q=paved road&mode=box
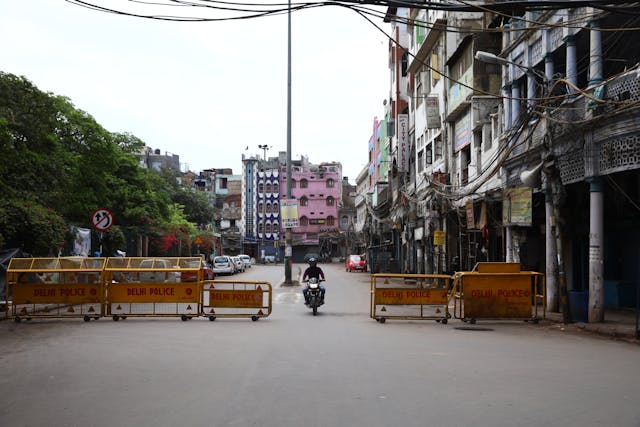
[1,263,639,426]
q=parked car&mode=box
[239,254,252,269]
[232,256,245,272]
[212,256,235,275]
[180,260,215,282]
[346,254,367,272]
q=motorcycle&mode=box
[305,277,324,315]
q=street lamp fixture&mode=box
[475,51,547,82]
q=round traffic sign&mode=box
[92,208,114,231]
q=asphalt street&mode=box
[1,263,639,427]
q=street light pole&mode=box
[284,0,293,284]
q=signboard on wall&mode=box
[280,199,299,228]
[465,199,475,229]
[397,114,409,172]
[426,96,441,129]
[454,109,471,152]
[433,231,446,246]
[502,187,532,226]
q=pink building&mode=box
[280,157,342,262]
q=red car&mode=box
[181,263,215,282]
[346,254,367,272]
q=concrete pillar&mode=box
[566,35,577,94]
[545,53,554,92]
[589,19,603,85]
[527,71,537,111]
[545,186,559,312]
[588,177,604,322]
[511,78,520,127]
[505,226,513,262]
[503,84,512,130]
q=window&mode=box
[326,196,334,206]
[300,197,308,206]
[266,203,272,214]
[274,183,280,194]
[418,150,424,173]
[291,179,297,188]
[299,216,308,226]
[327,216,335,226]
[273,202,279,214]
[434,135,443,161]
[450,42,472,82]
[426,143,433,165]
[266,223,272,234]
[265,183,272,194]
[258,182,264,194]
[219,177,228,189]
[300,179,308,188]
[326,178,335,188]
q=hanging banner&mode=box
[397,114,409,172]
[433,231,446,246]
[73,227,92,257]
[280,199,299,228]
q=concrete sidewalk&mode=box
[544,308,639,344]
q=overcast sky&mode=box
[1,0,390,182]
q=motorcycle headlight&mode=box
[309,282,319,289]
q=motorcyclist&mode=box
[302,257,325,305]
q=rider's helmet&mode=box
[308,257,317,267]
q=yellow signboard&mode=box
[207,289,264,308]
[109,283,199,303]
[433,231,446,246]
[280,199,299,228]
[463,275,532,318]
[374,288,447,305]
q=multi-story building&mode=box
[366,4,640,324]
[493,6,640,320]
[241,153,281,261]
[279,156,342,262]
[338,177,359,257]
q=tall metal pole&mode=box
[284,0,293,284]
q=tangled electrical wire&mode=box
[64,0,640,23]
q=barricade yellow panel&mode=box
[103,257,202,320]
[462,274,532,319]
[6,257,106,321]
[202,280,272,321]
[476,262,521,273]
[370,274,451,323]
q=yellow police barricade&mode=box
[202,280,272,321]
[104,257,203,321]
[6,257,107,322]
[370,273,452,323]
[452,262,545,324]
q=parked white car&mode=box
[212,255,234,275]
[232,256,245,273]
[238,254,251,269]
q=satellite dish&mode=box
[520,162,544,188]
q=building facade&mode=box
[363,4,640,322]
